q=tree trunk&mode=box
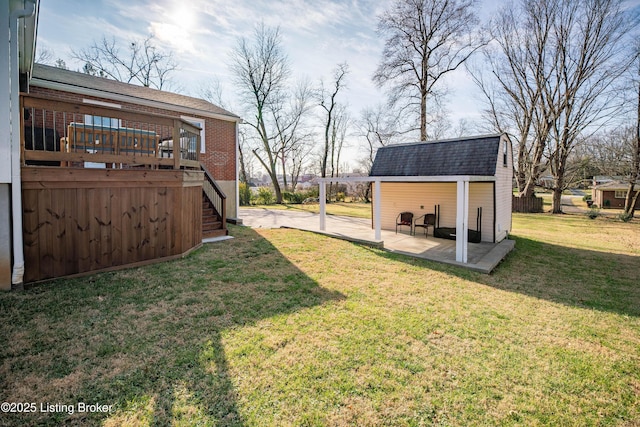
[420,88,427,141]
[238,142,248,184]
[624,183,638,217]
[551,187,563,214]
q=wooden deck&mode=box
[18,93,229,283]
[21,167,205,283]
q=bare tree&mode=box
[230,24,288,203]
[358,103,404,174]
[273,80,313,191]
[543,0,633,213]
[374,0,484,141]
[318,63,349,178]
[230,24,312,203]
[624,43,640,216]
[472,0,636,213]
[468,0,557,197]
[72,35,178,90]
[317,63,350,200]
[36,47,53,64]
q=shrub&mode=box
[618,212,634,222]
[335,192,346,202]
[239,182,252,206]
[603,199,611,207]
[582,194,592,202]
[255,187,275,205]
[587,207,600,219]
[283,191,307,204]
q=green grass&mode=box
[243,201,372,218]
[1,214,639,426]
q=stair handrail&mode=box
[200,164,226,230]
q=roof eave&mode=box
[29,77,243,123]
[318,175,497,183]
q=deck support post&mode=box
[456,179,469,263]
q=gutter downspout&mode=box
[10,1,36,285]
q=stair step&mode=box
[203,229,228,239]
[203,221,222,231]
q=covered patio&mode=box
[239,207,514,273]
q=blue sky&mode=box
[33,0,508,165]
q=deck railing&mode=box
[20,93,201,170]
[201,164,227,229]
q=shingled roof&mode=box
[30,63,240,121]
[370,134,503,177]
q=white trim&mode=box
[320,182,326,231]
[181,115,205,153]
[374,179,381,240]
[456,180,469,263]
[317,175,496,183]
[10,1,37,285]
[30,77,243,123]
[82,98,121,109]
[386,133,505,148]
[235,122,239,218]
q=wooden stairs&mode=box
[202,194,227,238]
[201,164,228,239]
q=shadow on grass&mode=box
[0,226,344,426]
[366,234,640,318]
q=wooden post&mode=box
[173,120,181,170]
[320,181,326,231]
[456,180,469,263]
[374,179,381,241]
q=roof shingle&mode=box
[31,63,239,120]
[370,135,503,177]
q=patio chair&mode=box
[413,213,436,237]
[396,211,414,234]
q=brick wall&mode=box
[28,86,237,182]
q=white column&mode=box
[9,2,36,286]
[456,180,469,263]
[374,179,381,241]
[319,181,326,231]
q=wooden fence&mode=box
[512,195,544,213]
[21,167,203,283]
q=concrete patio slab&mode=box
[239,208,514,273]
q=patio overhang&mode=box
[317,175,496,264]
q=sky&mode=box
[33,0,509,168]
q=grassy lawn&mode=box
[243,201,372,219]
[1,214,639,426]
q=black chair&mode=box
[396,212,414,234]
[413,213,436,237]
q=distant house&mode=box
[592,181,640,209]
[369,134,513,246]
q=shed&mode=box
[367,134,513,263]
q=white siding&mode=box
[469,182,494,242]
[378,182,495,242]
[494,134,513,241]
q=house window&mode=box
[181,116,205,153]
[614,190,627,199]
[84,115,120,128]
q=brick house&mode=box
[592,181,640,209]
[29,64,241,220]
